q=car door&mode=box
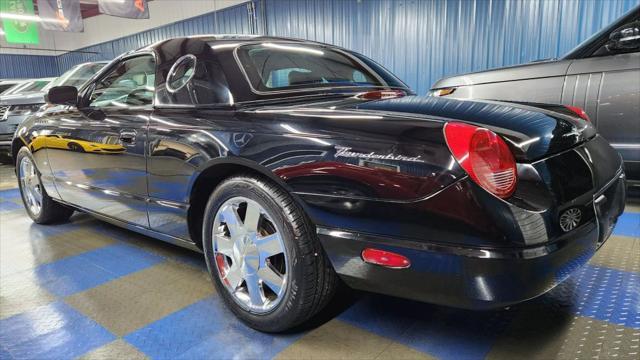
[46,54,155,226]
[562,17,640,180]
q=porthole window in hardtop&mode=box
[156,54,233,107]
[167,54,197,92]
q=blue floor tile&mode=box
[35,243,165,297]
[125,297,302,359]
[613,212,639,238]
[339,295,511,360]
[0,200,21,212]
[0,188,20,201]
[0,302,115,359]
[0,345,12,360]
[568,265,640,329]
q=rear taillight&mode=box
[564,105,590,122]
[444,122,517,198]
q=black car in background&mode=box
[13,35,625,332]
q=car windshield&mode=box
[0,83,25,96]
[8,79,51,94]
[44,63,106,90]
[235,43,406,92]
[0,83,20,94]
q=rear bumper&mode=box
[317,171,626,310]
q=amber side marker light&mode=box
[431,87,456,97]
[361,248,411,269]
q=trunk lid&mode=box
[350,95,596,162]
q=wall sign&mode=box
[98,0,149,19]
[1,0,39,44]
[38,0,84,32]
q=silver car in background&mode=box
[0,80,29,95]
[0,78,54,97]
[431,6,640,183]
[0,61,108,159]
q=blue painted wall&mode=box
[262,0,639,95]
[0,54,60,78]
[2,0,638,94]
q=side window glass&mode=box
[90,56,156,107]
[353,70,367,83]
[167,55,196,92]
[266,68,313,88]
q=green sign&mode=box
[1,0,39,44]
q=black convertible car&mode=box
[13,35,625,332]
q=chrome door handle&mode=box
[120,130,137,144]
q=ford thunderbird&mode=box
[12,35,626,332]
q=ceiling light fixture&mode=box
[0,13,64,24]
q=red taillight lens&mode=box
[564,105,590,122]
[444,122,517,198]
[361,248,411,269]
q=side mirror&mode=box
[45,86,78,106]
[609,21,640,50]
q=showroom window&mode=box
[89,55,156,107]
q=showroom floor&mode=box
[0,164,638,360]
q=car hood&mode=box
[0,91,46,106]
[431,59,572,89]
[347,95,595,162]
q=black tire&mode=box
[68,143,85,153]
[203,174,338,332]
[16,147,74,224]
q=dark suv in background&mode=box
[431,6,640,183]
[0,61,108,160]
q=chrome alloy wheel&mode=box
[19,156,43,217]
[212,196,288,313]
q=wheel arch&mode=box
[187,157,302,249]
[11,137,28,166]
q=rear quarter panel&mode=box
[146,107,466,240]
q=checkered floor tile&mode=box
[1,165,639,359]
